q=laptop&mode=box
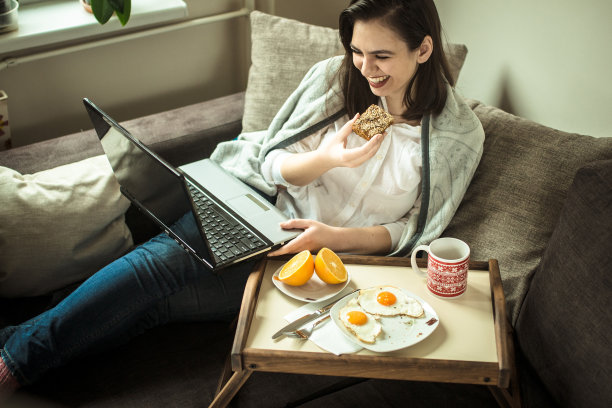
[83,98,300,271]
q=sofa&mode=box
[1,11,611,408]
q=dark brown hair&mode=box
[338,0,454,122]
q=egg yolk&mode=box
[347,310,368,325]
[377,291,397,306]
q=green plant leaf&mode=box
[108,0,125,9]
[90,0,131,26]
[90,0,114,25]
[108,0,124,14]
[114,0,131,26]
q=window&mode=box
[0,0,188,56]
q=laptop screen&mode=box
[100,124,190,225]
[91,110,211,264]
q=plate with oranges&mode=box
[272,248,351,303]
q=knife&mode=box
[272,288,359,340]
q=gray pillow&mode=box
[243,11,469,133]
[442,101,612,324]
[0,156,133,297]
[516,160,612,408]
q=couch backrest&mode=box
[443,100,612,326]
[515,159,612,408]
[442,100,612,408]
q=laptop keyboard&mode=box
[187,183,267,265]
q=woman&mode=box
[0,0,483,395]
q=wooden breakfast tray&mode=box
[210,255,521,408]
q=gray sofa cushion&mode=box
[442,101,612,324]
[515,159,612,408]
[0,156,133,297]
[243,11,345,133]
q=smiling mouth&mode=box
[367,75,390,88]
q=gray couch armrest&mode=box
[0,92,245,174]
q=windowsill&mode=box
[0,0,188,56]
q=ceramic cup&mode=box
[410,237,470,298]
[0,0,18,34]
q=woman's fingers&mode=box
[343,132,385,166]
[336,113,360,143]
[267,219,308,256]
[267,232,307,256]
[279,218,312,231]
[318,114,386,170]
[267,219,327,257]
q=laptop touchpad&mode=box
[227,194,270,217]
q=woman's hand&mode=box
[317,114,385,169]
[267,219,392,257]
[267,219,337,257]
[278,114,385,186]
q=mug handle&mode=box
[411,244,429,275]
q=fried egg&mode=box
[358,286,424,318]
[338,299,382,344]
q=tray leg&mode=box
[214,353,234,397]
[209,368,253,408]
[488,360,521,408]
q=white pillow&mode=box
[243,11,469,133]
[0,155,133,297]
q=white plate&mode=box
[272,260,351,303]
[330,287,439,352]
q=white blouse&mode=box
[261,100,422,250]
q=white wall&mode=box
[436,0,612,138]
[260,0,346,28]
[269,0,612,138]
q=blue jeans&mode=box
[0,213,254,385]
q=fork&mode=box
[288,315,331,339]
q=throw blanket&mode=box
[211,56,484,255]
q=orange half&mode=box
[278,250,315,286]
[314,248,348,284]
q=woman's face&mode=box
[351,19,421,110]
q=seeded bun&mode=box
[352,104,394,141]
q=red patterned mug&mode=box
[410,238,470,298]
